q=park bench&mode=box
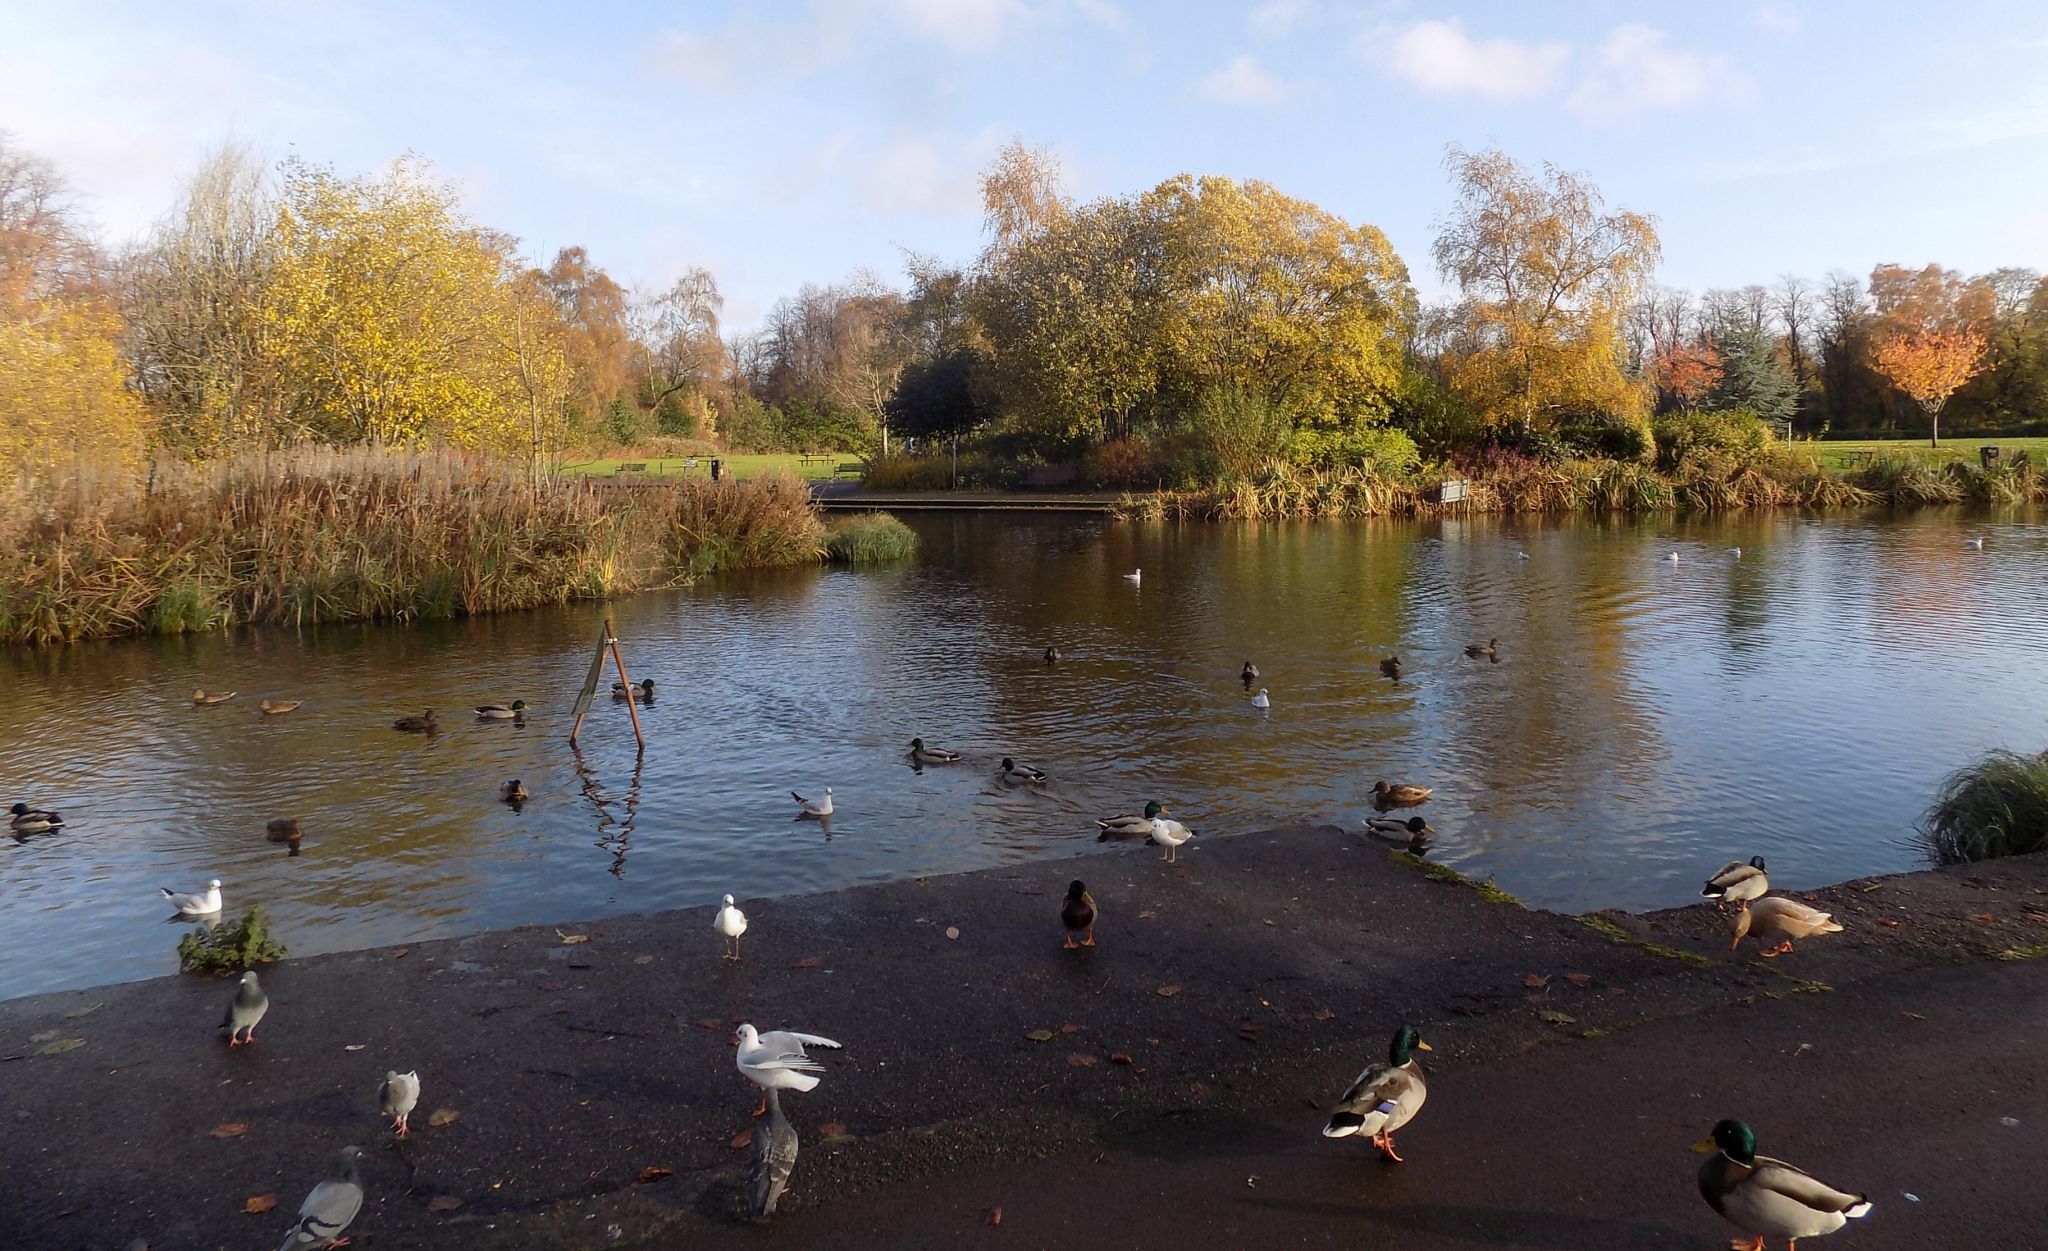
[835,461,866,478]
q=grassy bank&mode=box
[824,511,918,563]
[1113,446,2046,520]
[562,452,852,481]
[0,447,826,646]
[1922,748,2048,864]
[1809,436,2048,474]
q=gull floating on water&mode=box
[1728,547,1742,558]
[715,893,748,960]
[1965,537,1985,550]
[1516,550,1530,561]
[1250,688,1271,709]
[792,788,833,817]
[1665,551,1681,563]
[1122,568,1142,584]
[161,878,223,916]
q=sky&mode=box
[5,0,2046,328]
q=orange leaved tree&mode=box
[1871,329,1988,447]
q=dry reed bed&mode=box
[0,448,826,646]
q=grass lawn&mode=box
[560,452,861,482]
[1805,436,2048,473]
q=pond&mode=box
[5,507,2045,999]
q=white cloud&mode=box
[1749,5,1802,36]
[1193,54,1296,106]
[1250,0,1314,39]
[1382,19,1570,101]
[858,135,985,215]
[879,0,1028,53]
[1567,24,1751,123]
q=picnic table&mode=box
[799,452,834,466]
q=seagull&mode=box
[1728,547,1742,558]
[161,878,223,916]
[748,1088,800,1223]
[735,1024,842,1115]
[379,1070,421,1139]
[715,893,748,961]
[1122,568,1142,584]
[9,803,63,833]
[1665,551,1681,563]
[1250,688,1271,710]
[1516,550,1530,561]
[1150,815,1195,864]
[221,971,268,1046]
[792,788,833,818]
[1965,537,1985,550]
[276,1145,363,1251]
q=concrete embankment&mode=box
[2,825,2043,1250]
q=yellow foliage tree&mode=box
[0,296,155,471]
[1871,329,1988,447]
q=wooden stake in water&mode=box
[608,625,646,753]
[568,616,643,751]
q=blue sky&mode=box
[5,0,2045,326]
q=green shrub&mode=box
[824,512,918,563]
[1652,408,1775,472]
[1922,749,2048,864]
[1287,426,1421,475]
[1080,437,1165,489]
[1559,418,1653,462]
[177,905,288,974]
[1189,384,1292,482]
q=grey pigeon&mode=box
[378,1070,421,1138]
[221,971,268,1046]
[277,1145,363,1251]
[748,1088,799,1222]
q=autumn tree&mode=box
[536,246,635,426]
[978,138,1069,264]
[1431,147,1660,434]
[1650,338,1722,411]
[1871,330,1988,446]
[633,266,726,436]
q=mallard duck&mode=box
[1240,660,1259,685]
[192,689,236,705]
[475,699,526,719]
[1060,879,1097,948]
[265,818,302,847]
[613,677,655,700]
[998,757,1048,786]
[500,779,528,803]
[392,709,438,733]
[161,878,223,916]
[258,699,302,715]
[1323,1026,1432,1162]
[1363,815,1432,849]
[1731,896,1842,957]
[9,803,63,833]
[908,737,961,766]
[1373,780,1432,806]
[1097,800,1165,840]
[1250,687,1271,709]
[1702,855,1769,911]
[1463,638,1498,658]
[1694,1119,1871,1249]
[793,787,834,817]
[715,893,748,961]
[1150,815,1194,863]
[1379,656,1403,679]
[1122,568,1141,584]
[1044,646,1061,664]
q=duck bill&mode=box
[1414,1040,1433,1052]
[1689,1139,1718,1154]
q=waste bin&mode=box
[711,457,724,482]
[1981,446,2001,469]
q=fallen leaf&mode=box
[28,1029,57,1043]
[633,954,655,965]
[1155,985,1181,998]
[1312,1008,1336,1021]
[344,1044,365,1052]
[242,1194,277,1214]
[1975,913,1997,923]
[694,1018,726,1030]
[1067,1053,1098,1068]
[1110,1052,1133,1065]
[729,1130,753,1150]
[558,931,590,944]
[37,1038,85,1056]
[53,1204,84,1219]
[210,1122,251,1139]
[1522,973,1550,989]
[473,1006,504,1019]
[427,1108,460,1128]
[819,1121,850,1140]
[1058,1023,1081,1035]
[1904,1011,1928,1021]
[1877,918,1901,928]
[637,1166,673,1184]
[1792,1043,1814,1057]
[1538,1010,1576,1026]
[391,948,412,960]
[1563,973,1593,988]
[944,926,960,941]
[1238,1022,1265,1040]
[1138,910,1158,920]
[985,1206,1003,1227]
[427,1195,463,1214]
[1025,1029,1055,1042]
[791,956,822,970]
[62,1003,103,1019]
[1188,1081,1211,1097]
[1262,919,1275,927]
[1147,1038,1161,1046]
[538,979,568,992]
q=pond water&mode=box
[4,507,2046,999]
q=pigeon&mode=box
[748,1088,800,1222]
[276,1145,363,1251]
[221,971,268,1046]
[792,788,833,817]
[162,879,223,916]
[734,1025,841,1114]
[379,1070,420,1138]
[715,894,748,961]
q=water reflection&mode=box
[2,506,2045,999]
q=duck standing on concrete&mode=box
[1323,1026,1432,1162]
[1060,880,1097,949]
[1730,896,1842,958]
[1694,1119,1871,1249]
[1702,856,1769,912]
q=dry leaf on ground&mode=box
[945,926,960,940]
[427,1108,460,1128]
[1110,1052,1133,1065]
[637,1166,674,1183]
[730,1130,753,1150]
[428,1195,463,1213]
[1155,985,1181,998]
[985,1206,1003,1227]
[1067,1053,1098,1068]
[210,1123,250,1139]
[1025,1029,1054,1042]
[1563,973,1593,988]
[1312,1008,1336,1021]
[1522,973,1550,989]
[791,956,822,970]
[633,954,655,965]
[558,931,590,944]
[819,1122,849,1140]
[241,1194,276,1214]
[1058,1023,1081,1034]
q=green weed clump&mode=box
[824,511,919,563]
[177,905,288,974]
[1922,748,2048,864]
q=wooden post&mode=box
[607,622,646,753]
